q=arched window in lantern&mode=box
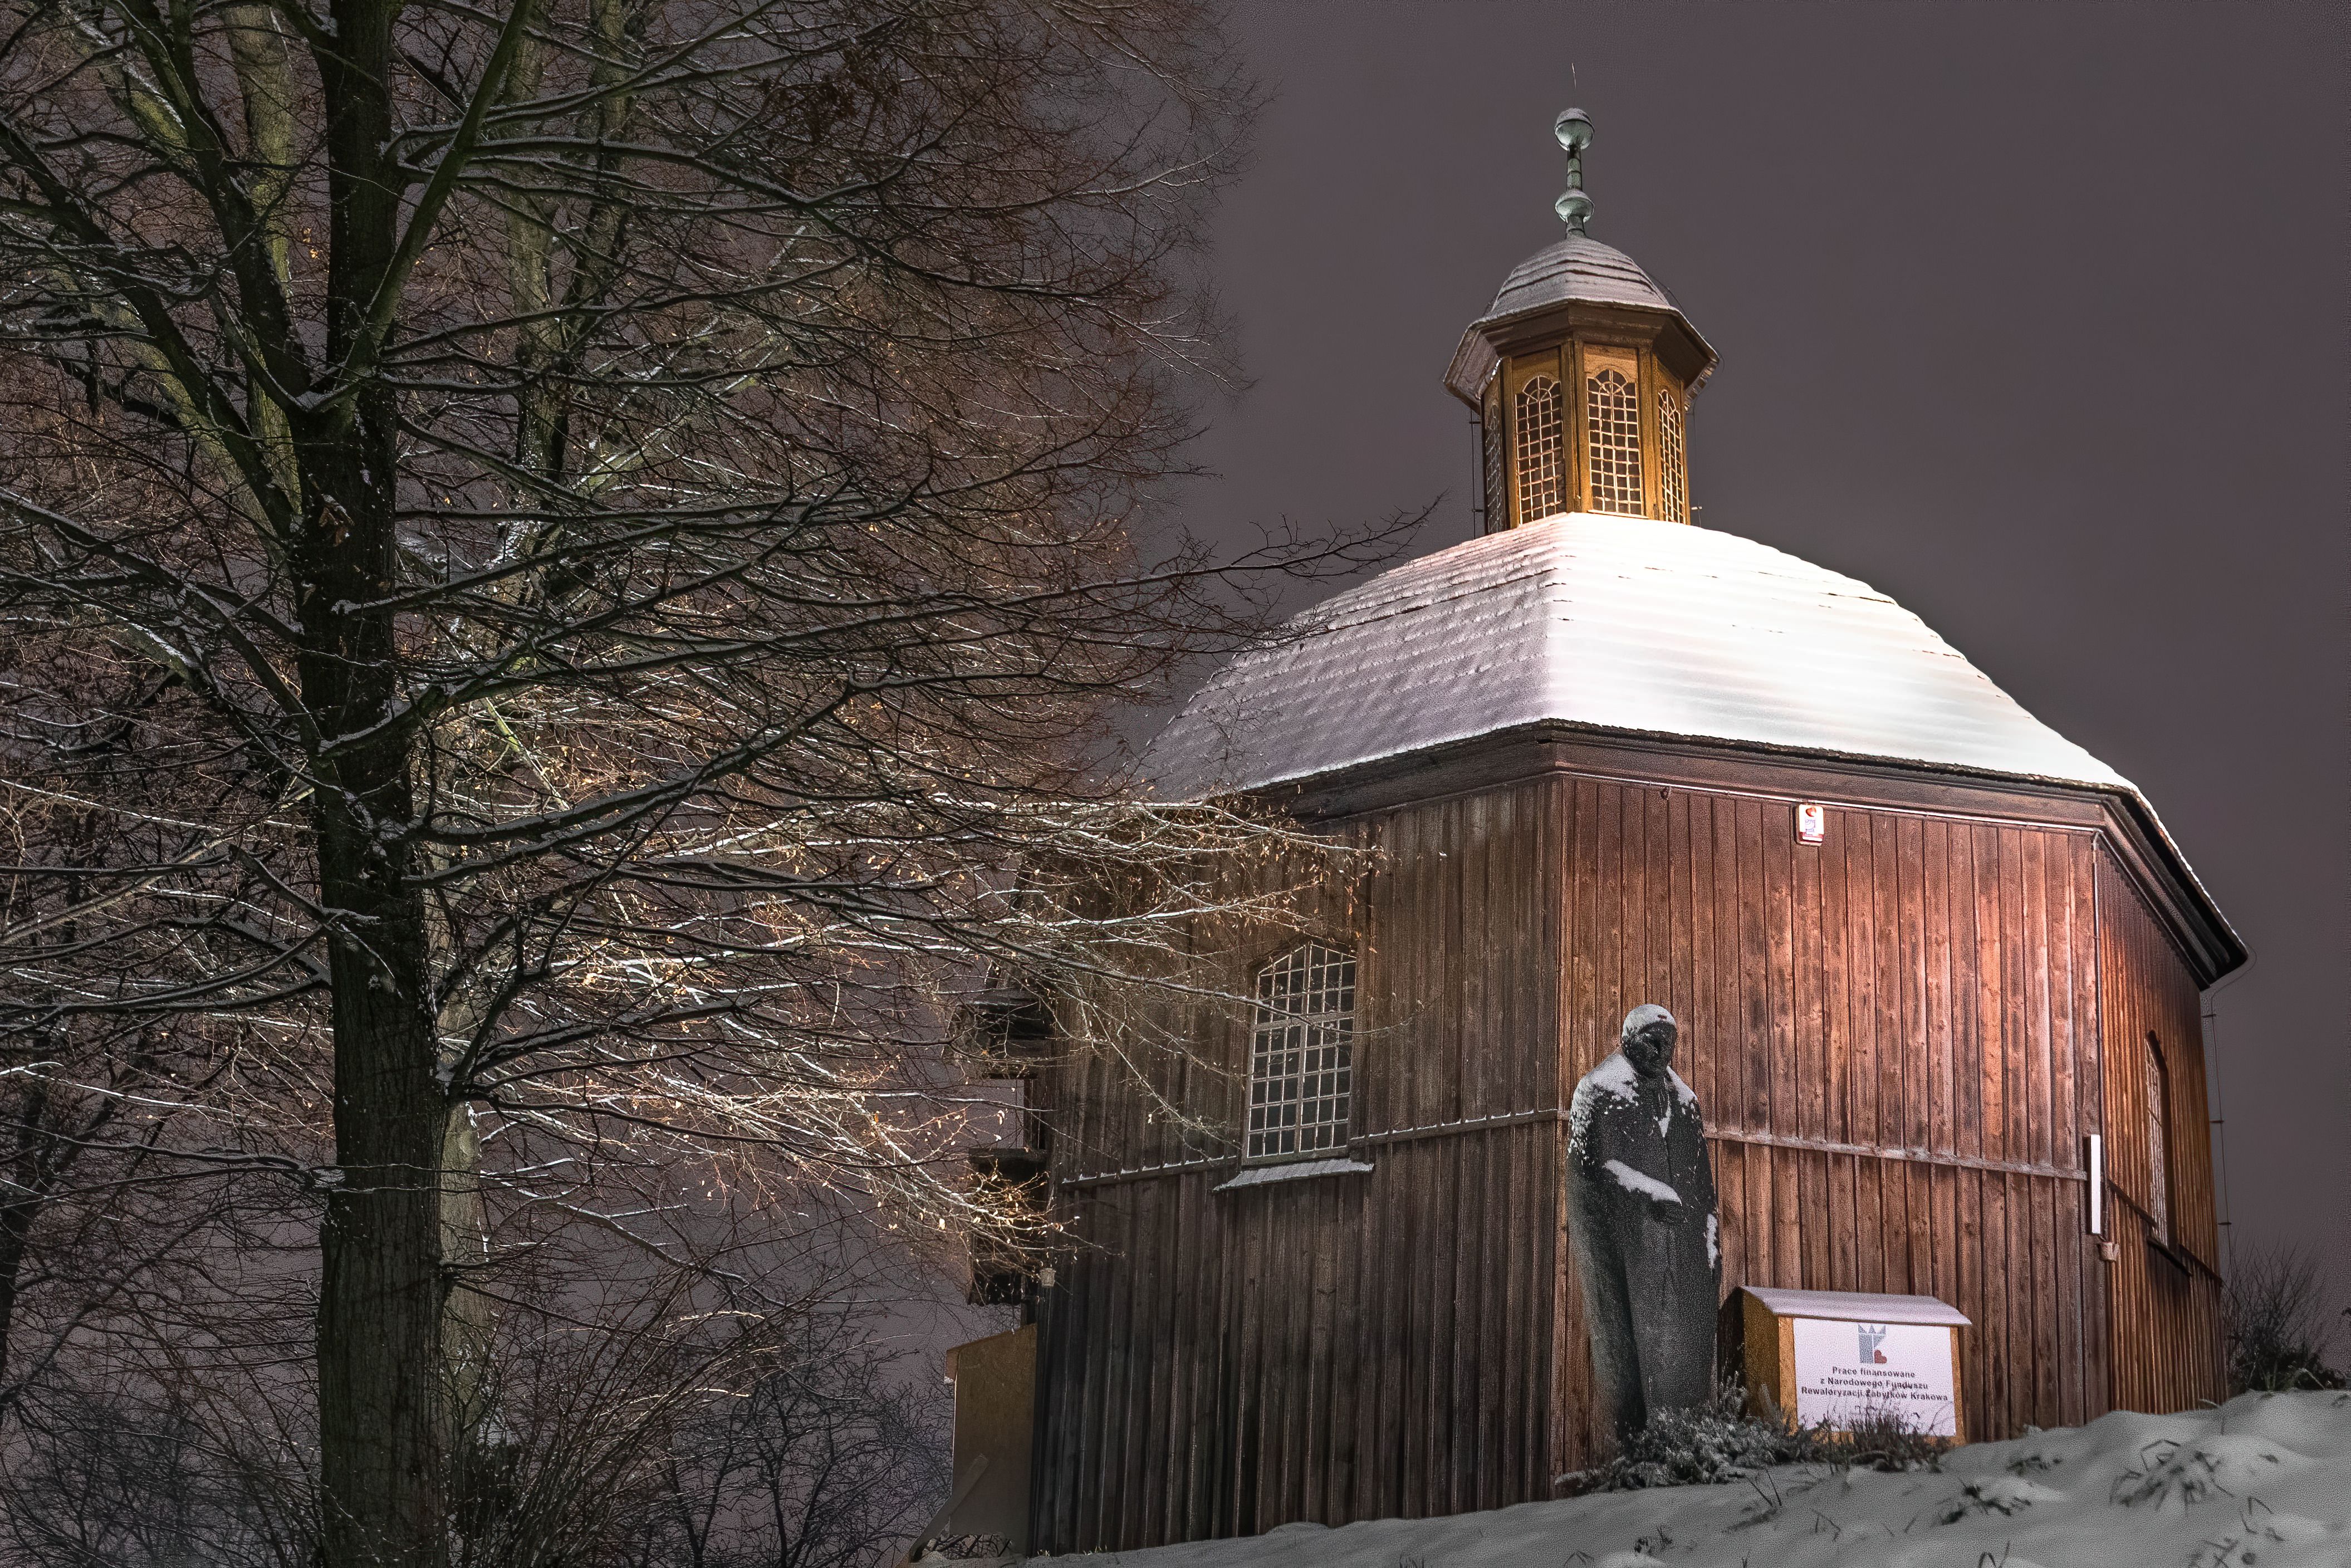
[1658,386,1688,523]
[1482,378,1506,531]
[1586,366,1644,516]
[1514,375,1566,524]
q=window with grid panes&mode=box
[1245,943,1356,1159]
[1513,375,1565,523]
[1657,386,1687,523]
[2146,1035,2171,1242]
[1585,366,1644,515]
[1482,379,1505,531]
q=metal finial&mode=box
[1554,107,1594,233]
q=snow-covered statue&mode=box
[1566,1003,1722,1440]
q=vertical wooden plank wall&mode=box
[2094,852,2228,1413]
[1553,784,2109,1454]
[1029,779,1570,1552]
[1026,770,2220,1554]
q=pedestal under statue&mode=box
[1567,1003,1722,1439]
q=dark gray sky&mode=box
[1164,3,2346,1319]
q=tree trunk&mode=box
[310,6,448,1560]
[311,820,445,1567]
[0,1193,35,1399]
[303,507,450,1561]
[0,1076,52,1395]
[306,620,447,1566]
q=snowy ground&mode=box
[987,1391,2351,1568]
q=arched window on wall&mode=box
[1657,386,1687,523]
[1246,942,1356,1160]
[1514,375,1565,523]
[2145,1034,2171,1243]
[1586,366,1644,515]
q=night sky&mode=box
[1163,5,2345,1319]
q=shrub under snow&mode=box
[1559,1381,1947,1493]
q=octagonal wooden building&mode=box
[948,117,2244,1557]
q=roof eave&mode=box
[1166,719,2247,988]
[1444,300,1720,405]
[1443,328,1498,407]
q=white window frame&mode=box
[1245,942,1356,1162]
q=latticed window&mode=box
[1245,942,1356,1160]
[1481,379,1506,532]
[2145,1035,2170,1242]
[1513,375,1565,523]
[1585,366,1645,516]
[1657,387,1687,523]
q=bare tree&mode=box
[2226,1242,2345,1394]
[0,1370,315,1568]
[0,719,325,1431]
[0,2,1389,1561]
[0,1267,962,1568]
[586,1311,953,1568]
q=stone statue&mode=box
[1566,1003,1722,1439]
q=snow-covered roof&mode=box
[1482,233,1691,324]
[1148,513,2133,803]
[1736,1286,1971,1327]
[1444,234,1716,403]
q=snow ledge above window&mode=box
[1213,1157,1375,1192]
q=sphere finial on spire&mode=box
[1554,107,1594,233]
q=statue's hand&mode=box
[1648,1195,1687,1227]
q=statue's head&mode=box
[1620,1003,1678,1079]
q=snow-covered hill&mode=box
[994,1391,2351,1568]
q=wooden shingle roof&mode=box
[1149,513,2125,800]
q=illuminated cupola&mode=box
[1446,109,1716,530]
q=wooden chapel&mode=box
[946,109,2245,1556]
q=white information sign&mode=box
[1790,1316,1957,1436]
